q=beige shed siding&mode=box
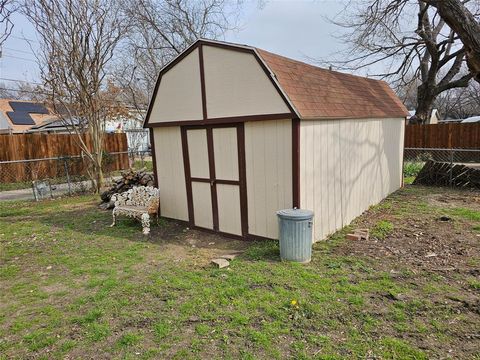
[192,182,213,229]
[245,119,292,239]
[153,127,188,221]
[213,127,239,181]
[202,45,290,119]
[300,118,404,242]
[187,129,209,178]
[217,184,242,235]
[149,48,203,123]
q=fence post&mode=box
[64,158,72,195]
[449,149,454,187]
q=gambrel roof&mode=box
[256,48,409,119]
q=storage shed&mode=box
[144,39,409,242]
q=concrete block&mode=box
[211,258,229,268]
[354,229,369,240]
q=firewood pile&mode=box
[100,169,155,206]
[413,160,480,189]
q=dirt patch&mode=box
[339,188,480,273]
[41,283,69,294]
[136,220,250,267]
[334,186,480,358]
[426,191,480,210]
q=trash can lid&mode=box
[276,208,314,220]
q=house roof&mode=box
[0,99,56,133]
[27,117,83,132]
[255,48,409,119]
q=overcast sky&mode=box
[0,0,361,90]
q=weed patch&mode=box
[371,220,394,239]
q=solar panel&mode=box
[9,101,49,114]
[6,111,36,125]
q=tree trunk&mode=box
[94,150,104,194]
[96,165,104,194]
[415,83,436,124]
[427,0,480,83]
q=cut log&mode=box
[100,169,156,205]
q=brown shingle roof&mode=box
[256,48,409,119]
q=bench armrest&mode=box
[111,192,129,207]
[147,194,160,214]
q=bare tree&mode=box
[434,80,480,119]
[329,0,479,123]
[424,0,480,83]
[0,81,47,100]
[0,0,16,47]
[23,0,130,192]
[399,70,480,119]
[114,0,243,109]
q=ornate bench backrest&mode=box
[112,186,159,213]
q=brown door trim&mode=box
[206,126,219,231]
[198,44,208,120]
[180,126,195,226]
[181,123,248,238]
[146,113,294,128]
[190,177,241,186]
[237,123,249,237]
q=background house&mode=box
[105,108,150,152]
[0,99,149,154]
[0,99,55,133]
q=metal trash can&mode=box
[276,208,314,263]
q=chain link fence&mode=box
[404,148,480,186]
[0,150,152,200]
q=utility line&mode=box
[0,86,50,95]
[3,47,34,55]
[0,54,37,62]
[0,86,148,108]
[10,35,36,42]
[0,77,43,85]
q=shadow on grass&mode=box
[242,240,281,262]
[27,205,185,246]
[28,204,252,255]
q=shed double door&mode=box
[182,124,247,237]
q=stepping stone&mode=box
[211,258,229,268]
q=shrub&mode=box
[403,161,424,178]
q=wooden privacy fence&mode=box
[405,123,480,149]
[0,133,129,183]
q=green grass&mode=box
[117,332,142,348]
[133,160,153,172]
[0,181,33,192]
[403,176,416,185]
[446,207,480,222]
[0,187,478,358]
